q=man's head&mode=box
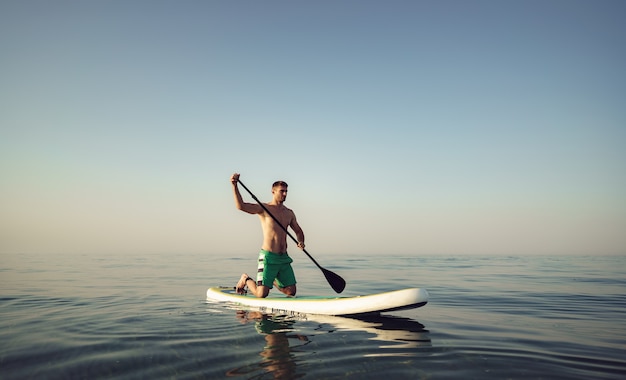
[272,181,288,203]
[272,181,288,189]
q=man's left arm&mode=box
[290,215,305,250]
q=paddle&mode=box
[236,179,346,293]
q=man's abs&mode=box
[261,232,288,253]
[259,210,291,253]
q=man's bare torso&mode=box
[259,204,294,253]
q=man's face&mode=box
[272,186,288,203]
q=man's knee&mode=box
[284,285,296,297]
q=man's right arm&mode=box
[231,173,263,214]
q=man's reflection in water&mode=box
[226,311,308,380]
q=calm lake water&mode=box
[1,252,625,379]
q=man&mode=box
[231,173,305,298]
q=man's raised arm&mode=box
[231,173,262,214]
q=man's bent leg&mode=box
[274,263,297,296]
[236,273,270,298]
[247,281,270,298]
[275,283,296,297]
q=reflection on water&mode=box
[226,311,431,378]
[226,311,308,379]
[318,313,432,354]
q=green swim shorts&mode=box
[256,249,297,289]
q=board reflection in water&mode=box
[225,310,431,378]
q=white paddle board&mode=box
[206,287,428,316]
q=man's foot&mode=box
[235,273,250,294]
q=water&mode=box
[1,253,625,379]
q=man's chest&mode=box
[262,208,291,227]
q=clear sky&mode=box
[1,0,625,257]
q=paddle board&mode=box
[206,287,429,316]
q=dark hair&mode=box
[272,181,288,188]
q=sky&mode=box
[1,0,625,257]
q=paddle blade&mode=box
[323,268,346,293]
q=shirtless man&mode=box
[231,173,305,298]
